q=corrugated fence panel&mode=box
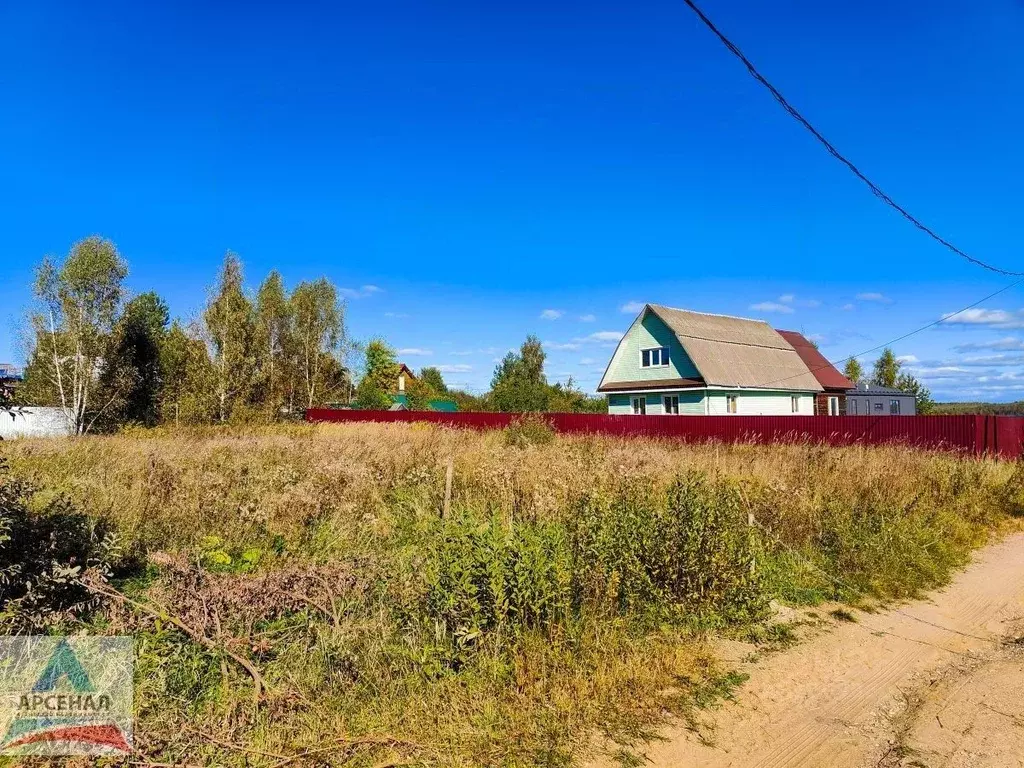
[304,409,1024,458]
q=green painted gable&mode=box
[429,399,459,412]
[602,309,700,385]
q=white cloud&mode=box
[855,292,892,304]
[340,285,383,299]
[397,348,432,356]
[749,301,795,314]
[540,309,564,320]
[579,313,597,322]
[384,311,409,319]
[451,346,499,356]
[895,354,918,363]
[583,331,624,343]
[953,337,1024,352]
[959,354,1024,367]
[777,294,820,308]
[544,341,581,351]
[579,357,596,365]
[437,364,473,373]
[620,301,645,314]
[940,308,1024,329]
[841,303,855,311]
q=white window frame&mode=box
[828,396,839,416]
[791,395,799,413]
[850,399,858,415]
[890,399,901,415]
[726,394,738,414]
[640,346,670,369]
[631,396,646,415]
[664,395,680,415]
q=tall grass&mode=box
[1,423,1019,766]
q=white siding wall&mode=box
[609,390,813,416]
[0,407,75,439]
[706,391,814,416]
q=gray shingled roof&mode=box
[644,304,823,392]
[848,383,915,397]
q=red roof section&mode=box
[775,330,855,391]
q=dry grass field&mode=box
[2,421,1021,767]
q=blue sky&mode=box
[2,1,1023,399]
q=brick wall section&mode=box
[814,393,846,416]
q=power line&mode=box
[680,0,1024,278]
[755,277,1024,390]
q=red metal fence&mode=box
[305,409,1024,459]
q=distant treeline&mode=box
[932,402,1024,416]
[13,236,603,434]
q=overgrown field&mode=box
[2,422,1022,767]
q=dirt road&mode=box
[598,532,1024,768]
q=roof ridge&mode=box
[648,303,771,325]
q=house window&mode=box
[873,402,883,412]
[829,396,840,416]
[726,394,738,414]
[641,347,670,368]
[791,395,799,413]
[850,399,858,415]
[398,374,406,392]
[631,396,646,415]
[664,395,679,415]
[890,399,901,415]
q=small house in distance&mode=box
[0,363,22,402]
[392,363,459,412]
[846,381,917,416]
[597,304,822,415]
[775,330,854,415]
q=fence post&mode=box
[443,456,454,519]
[748,511,756,576]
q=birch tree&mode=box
[203,252,257,422]
[27,236,128,434]
[291,278,346,408]
[255,271,292,416]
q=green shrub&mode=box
[1002,459,1024,517]
[0,460,126,631]
[421,514,573,664]
[570,473,764,624]
[417,471,766,670]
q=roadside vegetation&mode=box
[1,423,1018,766]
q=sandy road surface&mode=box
[593,532,1024,768]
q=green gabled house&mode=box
[597,304,822,415]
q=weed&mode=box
[830,608,857,623]
[504,413,556,448]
